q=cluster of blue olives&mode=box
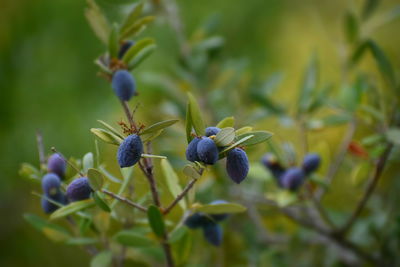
[184,200,229,246]
[186,127,250,184]
[262,153,321,191]
[41,154,68,214]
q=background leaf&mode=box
[147,205,166,238]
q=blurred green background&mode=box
[1,0,399,266]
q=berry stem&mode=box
[163,178,198,215]
[120,100,137,132]
[101,189,147,212]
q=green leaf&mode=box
[93,192,111,212]
[120,16,155,40]
[97,120,124,139]
[368,40,396,88]
[161,159,186,210]
[267,191,298,207]
[90,128,123,145]
[83,152,94,173]
[214,127,235,146]
[187,93,205,136]
[298,54,318,113]
[85,0,110,44]
[120,2,144,35]
[182,164,202,179]
[128,44,156,69]
[362,0,380,20]
[24,214,71,242]
[147,205,165,238]
[87,168,104,190]
[66,237,98,246]
[141,129,164,143]
[19,163,41,181]
[235,126,253,135]
[90,251,113,267]
[216,116,235,128]
[141,119,179,135]
[108,23,119,59]
[386,127,400,145]
[185,102,193,143]
[114,230,153,247]
[50,199,95,220]
[122,38,155,65]
[219,135,254,155]
[99,166,122,184]
[235,131,273,146]
[344,11,359,43]
[169,226,188,243]
[195,202,247,214]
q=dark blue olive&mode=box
[112,70,136,101]
[205,127,221,137]
[202,222,223,246]
[47,153,66,178]
[209,200,229,221]
[42,173,61,196]
[66,177,92,202]
[118,40,135,59]
[226,148,249,184]
[302,153,321,175]
[185,137,201,162]
[197,137,219,165]
[117,134,143,168]
[184,213,213,229]
[280,167,305,191]
[41,192,67,214]
[261,153,285,180]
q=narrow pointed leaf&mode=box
[147,205,165,238]
[91,128,123,145]
[214,127,235,146]
[50,199,95,220]
[141,119,179,135]
[216,116,235,128]
[187,93,205,136]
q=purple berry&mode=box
[226,148,249,184]
[42,173,61,196]
[280,167,305,191]
[205,127,221,137]
[186,137,201,162]
[117,134,143,168]
[202,222,223,246]
[197,137,219,165]
[47,153,66,178]
[66,177,92,202]
[302,153,321,175]
[261,153,285,180]
[112,70,136,101]
[118,40,135,59]
[41,192,67,214]
[184,213,212,229]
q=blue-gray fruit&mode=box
[226,148,249,184]
[42,173,61,196]
[302,153,321,175]
[66,177,92,202]
[197,137,219,165]
[202,222,223,246]
[112,70,136,101]
[41,192,67,214]
[280,167,305,191]
[261,153,285,180]
[186,137,201,162]
[184,213,212,229]
[209,200,229,221]
[118,40,135,59]
[205,127,221,137]
[117,134,143,168]
[47,153,66,178]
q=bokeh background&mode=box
[1,0,399,266]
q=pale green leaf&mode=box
[50,199,95,220]
[187,93,205,136]
[87,168,104,190]
[214,127,235,146]
[90,128,123,145]
[216,116,235,128]
[141,119,179,135]
[195,203,247,214]
[235,131,273,146]
[161,159,186,210]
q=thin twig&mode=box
[102,189,147,212]
[339,142,393,235]
[163,178,197,215]
[315,119,356,200]
[120,100,137,131]
[36,131,46,170]
[138,160,161,207]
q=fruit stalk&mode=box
[101,189,147,212]
[163,178,198,215]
